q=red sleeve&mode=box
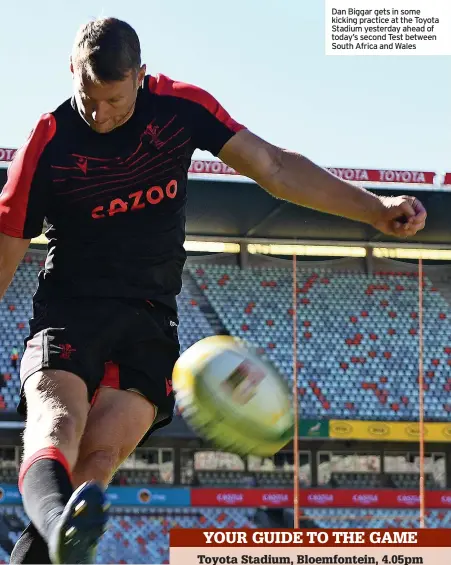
[0,113,56,239]
[149,74,246,156]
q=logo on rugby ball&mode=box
[221,360,265,405]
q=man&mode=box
[10,346,19,370]
[0,16,426,565]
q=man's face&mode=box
[71,64,145,134]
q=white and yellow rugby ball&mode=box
[172,336,294,456]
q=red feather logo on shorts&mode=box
[59,344,76,360]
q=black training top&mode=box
[0,74,246,312]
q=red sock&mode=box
[19,447,71,493]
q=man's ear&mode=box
[137,64,147,86]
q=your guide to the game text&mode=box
[202,531,419,544]
[169,529,451,565]
[325,0,451,56]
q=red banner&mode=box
[187,160,435,184]
[0,150,440,186]
[0,148,16,162]
[188,160,240,176]
[444,173,451,185]
[190,488,451,508]
[325,168,435,185]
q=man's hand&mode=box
[372,195,427,238]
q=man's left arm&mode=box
[218,129,427,238]
[183,80,426,238]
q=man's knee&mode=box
[73,448,121,488]
[22,370,90,465]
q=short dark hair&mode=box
[72,17,141,82]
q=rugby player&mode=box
[0,16,426,564]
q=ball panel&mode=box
[172,336,294,456]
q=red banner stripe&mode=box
[187,161,436,184]
[0,150,441,185]
[190,488,451,508]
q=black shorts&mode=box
[18,297,179,440]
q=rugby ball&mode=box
[172,336,294,456]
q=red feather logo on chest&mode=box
[75,156,88,174]
[144,123,164,149]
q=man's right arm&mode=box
[0,113,56,300]
[0,234,31,301]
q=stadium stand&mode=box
[188,263,451,421]
[1,254,450,563]
[2,255,451,422]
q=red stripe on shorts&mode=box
[101,362,120,388]
[91,362,120,406]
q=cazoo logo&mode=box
[92,180,178,219]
